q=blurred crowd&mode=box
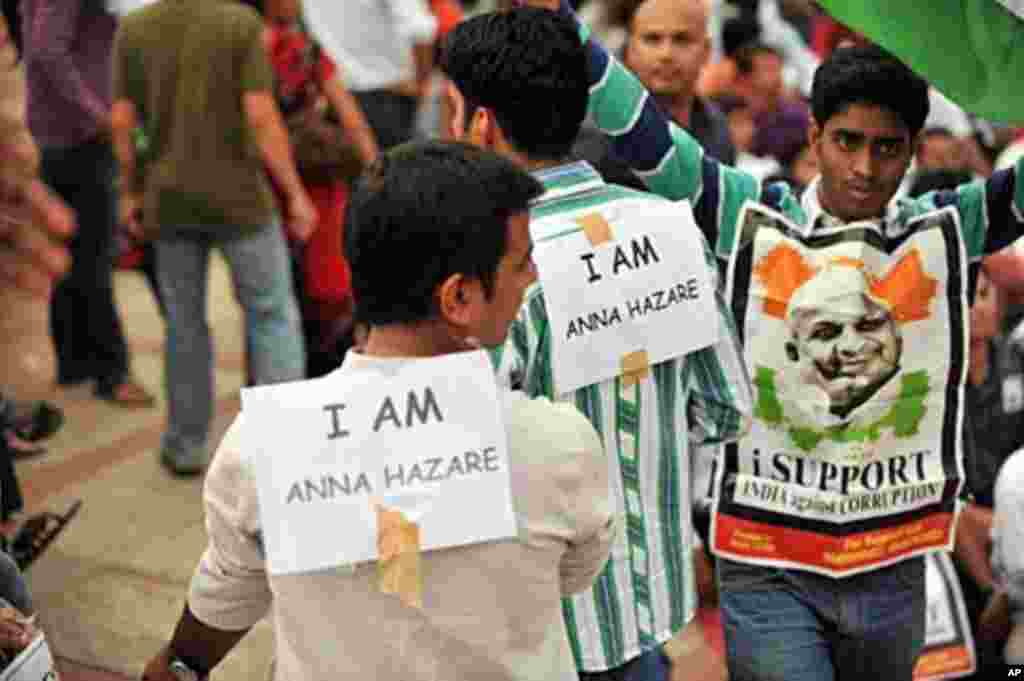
[0,1,1023,680]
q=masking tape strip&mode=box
[376,505,423,609]
[576,213,613,246]
[621,350,650,387]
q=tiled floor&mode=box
[1,257,272,680]
[0,256,729,681]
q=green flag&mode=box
[816,0,1024,123]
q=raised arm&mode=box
[685,235,753,445]
[515,0,761,255]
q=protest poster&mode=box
[913,553,976,681]
[712,202,967,576]
[530,198,718,394]
[241,350,517,576]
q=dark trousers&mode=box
[352,89,418,150]
[41,139,129,393]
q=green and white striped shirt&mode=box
[493,161,753,672]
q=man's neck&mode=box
[656,93,695,129]
[815,183,889,225]
[362,322,460,359]
[524,155,568,173]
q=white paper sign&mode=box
[0,635,56,681]
[532,199,719,394]
[241,350,518,576]
[916,552,976,680]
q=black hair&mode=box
[733,43,781,75]
[344,141,544,327]
[811,45,930,137]
[721,16,760,58]
[235,0,265,14]
[908,168,973,199]
[439,8,588,161]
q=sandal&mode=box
[4,431,46,459]
[8,500,82,571]
[10,402,63,443]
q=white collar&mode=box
[798,176,904,239]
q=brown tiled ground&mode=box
[1,258,272,680]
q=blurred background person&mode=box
[242,0,378,378]
[301,0,438,150]
[111,0,315,476]
[20,0,154,407]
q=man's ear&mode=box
[437,273,477,328]
[445,80,467,141]
[469,107,505,152]
[808,119,822,150]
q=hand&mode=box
[0,606,36,651]
[119,191,144,241]
[286,191,317,243]
[0,136,75,297]
[979,589,1014,642]
[664,619,728,681]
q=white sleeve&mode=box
[187,415,273,631]
[388,0,438,44]
[994,451,1024,610]
[926,88,974,138]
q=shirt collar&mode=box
[799,176,904,238]
[532,160,606,205]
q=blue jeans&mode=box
[155,222,305,462]
[578,647,670,681]
[718,556,925,681]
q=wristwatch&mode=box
[168,658,206,681]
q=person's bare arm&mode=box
[0,15,74,296]
[954,502,997,592]
[110,98,143,237]
[142,604,249,681]
[411,41,435,99]
[980,589,1014,642]
[243,91,316,240]
[982,247,1024,301]
[322,77,378,166]
[663,617,728,681]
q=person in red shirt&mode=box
[245,0,378,377]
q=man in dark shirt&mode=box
[571,0,735,187]
[21,0,153,406]
[622,0,735,165]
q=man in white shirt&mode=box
[139,141,616,681]
[302,0,437,148]
[982,448,1024,664]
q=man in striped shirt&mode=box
[439,9,752,680]
[523,0,1024,679]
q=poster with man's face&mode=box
[785,264,903,420]
[713,203,967,577]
